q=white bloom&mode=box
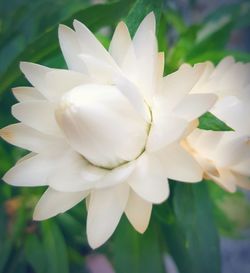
[0,13,217,248]
[185,57,250,192]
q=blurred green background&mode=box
[0,0,250,273]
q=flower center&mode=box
[56,84,151,169]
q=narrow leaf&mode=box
[198,112,234,131]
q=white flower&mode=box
[0,13,217,248]
[185,57,250,192]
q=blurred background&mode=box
[0,0,250,272]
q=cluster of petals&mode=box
[185,57,250,192]
[1,12,239,248]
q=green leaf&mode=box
[125,0,164,36]
[24,234,46,273]
[156,182,221,273]
[112,217,165,273]
[41,221,69,273]
[198,112,234,131]
[0,0,134,94]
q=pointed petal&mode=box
[128,153,169,204]
[156,143,203,182]
[12,101,61,136]
[12,87,44,102]
[33,187,89,220]
[3,154,57,187]
[234,173,250,189]
[132,13,157,102]
[45,69,92,101]
[125,190,152,233]
[0,123,66,153]
[95,161,136,189]
[79,54,118,83]
[48,152,106,192]
[207,168,237,193]
[87,183,129,249]
[109,21,131,66]
[231,159,250,176]
[161,63,208,111]
[20,62,51,99]
[73,20,115,66]
[58,24,87,73]
[146,116,189,152]
[115,76,151,122]
[173,93,217,121]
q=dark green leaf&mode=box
[24,234,46,273]
[112,217,165,273]
[0,0,134,94]
[41,221,69,273]
[125,0,164,36]
[198,112,234,131]
[156,182,221,273]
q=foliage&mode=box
[0,0,249,272]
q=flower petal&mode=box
[33,187,89,220]
[0,123,66,153]
[95,161,136,189]
[12,87,45,102]
[156,143,203,182]
[73,20,115,66]
[128,153,169,204]
[58,24,87,72]
[45,69,92,101]
[87,183,129,249]
[160,63,207,111]
[20,62,51,98]
[56,84,147,168]
[12,101,61,136]
[173,93,217,121]
[132,13,157,102]
[207,168,236,193]
[146,116,189,152]
[109,21,131,66]
[48,152,107,192]
[3,154,57,187]
[125,190,152,233]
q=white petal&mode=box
[109,21,131,66]
[125,190,152,233]
[95,161,136,189]
[156,143,203,182]
[210,56,235,79]
[12,101,61,136]
[231,159,250,176]
[3,154,57,187]
[132,13,157,102]
[0,123,67,153]
[45,69,92,101]
[147,116,189,152]
[234,173,250,189]
[128,153,169,204]
[207,168,236,193]
[33,187,89,220]
[160,63,207,111]
[87,183,129,249]
[48,152,106,192]
[79,54,119,84]
[12,87,44,102]
[115,76,151,122]
[215,136,250,167]
[56,84,147,168]
[58,24,87,73]
[73,20,115,66]
[20,62,51,99]
[173,93,217,121]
